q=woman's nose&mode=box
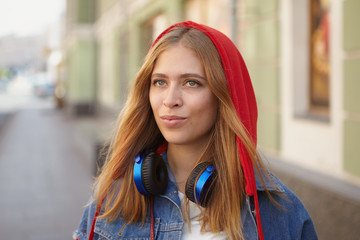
[163,85,183,108]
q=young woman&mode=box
[74,21,317,240]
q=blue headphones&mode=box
[134,151,217,207]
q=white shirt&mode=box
[178,192,228,240]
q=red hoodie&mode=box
[153,21,263,240]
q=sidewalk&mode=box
[0,99,94,240]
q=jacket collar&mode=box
[255,170,285,192]
[161,150,283,194]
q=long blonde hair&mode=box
[93,27,269,240]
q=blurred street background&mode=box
[0,79,94,239]
[0,0,360,239]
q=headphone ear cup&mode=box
[185,162,216,207]
[141,152,169,195]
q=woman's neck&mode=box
[167,143,206,193]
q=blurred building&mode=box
[44,13,67,107]
[0,34,46,72]
[63,0,360,238]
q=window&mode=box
[309,0,330,114]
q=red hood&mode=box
[153,21,258,196]
[152,21,263,239]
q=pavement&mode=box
[0,91,95,240]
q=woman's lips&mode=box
[160,115,187,127]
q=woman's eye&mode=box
[185,80,200,87]
[153,80,166,86]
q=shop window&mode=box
[309,0,330,115]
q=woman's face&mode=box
[149,45,218,148]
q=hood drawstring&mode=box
[150,197,155,240]
[88,202,101,240]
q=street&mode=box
[0,87,94,239]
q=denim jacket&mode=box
[74,168,317,240]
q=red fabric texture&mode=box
[88,203,101,240]
[152,21,263,240]
[150,197,155,240]
[155,142,168,154]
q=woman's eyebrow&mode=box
[151,73,168,79]
[151,73,206,80]
[180,73,206,80]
